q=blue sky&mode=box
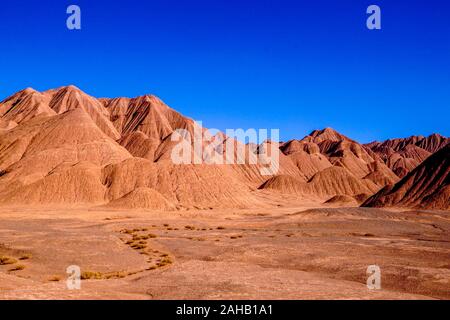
[0,0,449,143]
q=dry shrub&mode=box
[121,229,134,234]
[19,253,32,260]
[104,271,127,279]
[81,271,103,280]
[131,243,147,250]
[9,264,25,271]
[0,256,17,265]
[157,256,173,267]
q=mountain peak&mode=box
[427,133,445,139]
[55,85,83,94]
[305,127,350,143]
[21,87,38,94]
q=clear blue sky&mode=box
[0,0,449,143]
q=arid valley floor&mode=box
[1,203,449,300]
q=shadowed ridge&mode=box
[363,144,450,210]
[416,133,450,153]
[365,133,449,177]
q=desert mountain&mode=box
[365,134,449,178]
[259,128,400,200]
[0,86,120,139]
[259,166,379,200]
[0,86,447,210]
[363,144,450,210]
[0,108,131,188]
[280,128,399,187]
[0,87,269,208]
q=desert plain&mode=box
[1,201,449,300]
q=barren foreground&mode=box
[0,205,449,300]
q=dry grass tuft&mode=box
[121,229,134,234]
[81,271,104,280]
[104,271,127,279]
[156,256,173,267]
[0,256,17,265]
[81,270,130,280]
[19,253,32,260]
[131,243,147,250]
[9,264,25,272]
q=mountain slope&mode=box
[363,144,450,210]
[365,134,449,177]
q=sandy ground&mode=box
[0,205,449,300]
